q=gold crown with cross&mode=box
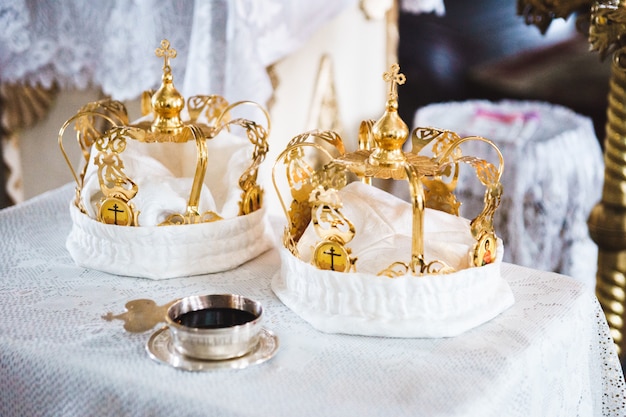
[273,64,504,277]
[59,39,270,228]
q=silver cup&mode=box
[165,294,263,360]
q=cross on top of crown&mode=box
[155,39,177,72]
[383,64,406,101]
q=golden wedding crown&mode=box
[59,39,270,228]
[58,40,273,279]
[273,64,504,277]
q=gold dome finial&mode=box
[151,39,185,136]
[369,64,409,167]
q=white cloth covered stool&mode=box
[414,100,604,289]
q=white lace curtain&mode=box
[0,0,350,105]
[0,0,444,105]
[0,0,443,206]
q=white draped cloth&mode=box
[0,0,445,106]
[0,0,351,105]
[0,0,445,207]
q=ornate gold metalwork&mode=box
[310,187,357,272]
[58,39,270,227]
[517,0,592,33]
[151,39,185,136]
[273,65,504,276]
[518,0,626,358]
[588,0,626,357]
[103,298,175,333]
[58,99,129,213]
[273,130,346,246]
[93,127,139,226]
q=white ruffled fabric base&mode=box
[67,202,273,279]
[272,182,515,338]
[273,244,513,338]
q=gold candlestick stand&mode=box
[519,0,626,356]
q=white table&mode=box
[0,184,624,417]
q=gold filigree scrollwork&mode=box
[273,130,346,244]
[312,161,348,191]
[434,135,504,265]
[414,128,463,215]
[160,211,223,226]
[187,95,231,126]
[74,100,130,178]
[231,119,268,215]
[310,186,357,272]
[377,261,411,278]
[282,228,300,258]
[285,147,315,244]
[93,127,139,226]
[286,129,346,155]
[422,175,461,216]
[468,166,502,237]
[411,126,444,154]
[207,100,271,216]
[58,99,130,212]
[75,100,129,152]
[470,184,502,267]
[379,259,456,278]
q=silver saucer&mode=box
[146,326,279,371]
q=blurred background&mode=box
[0,0,610,208]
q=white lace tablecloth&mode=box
[0,184,624,417]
